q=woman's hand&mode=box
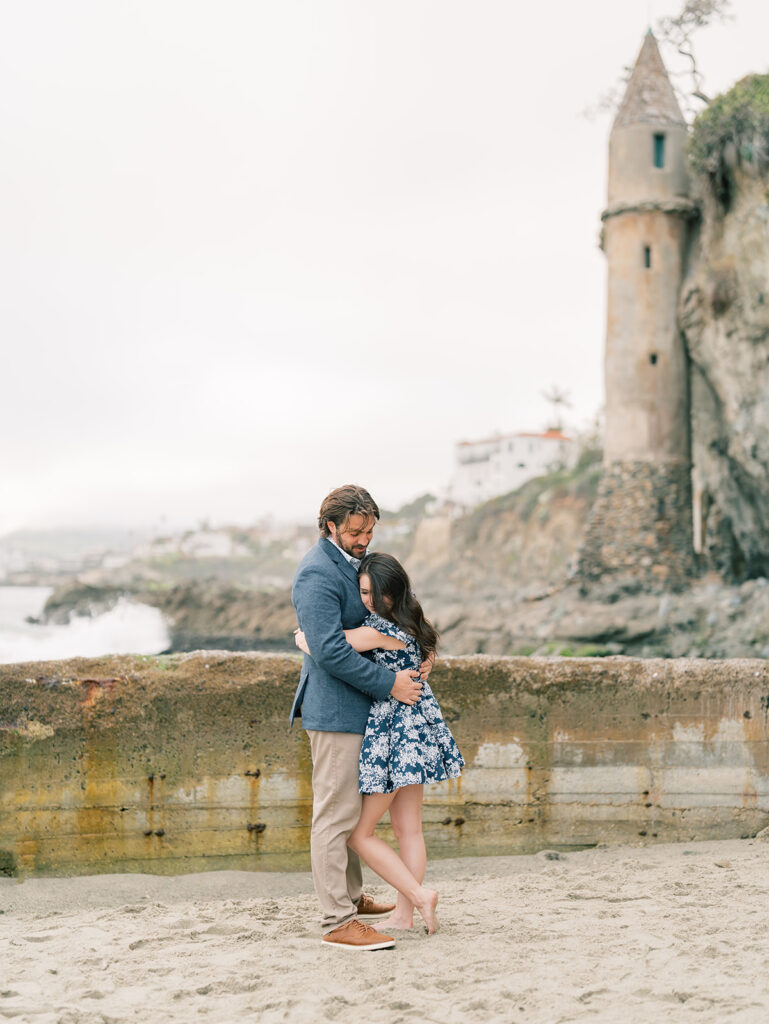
[419,651,435,680]
[294,628,311,655]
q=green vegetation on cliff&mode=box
[689,73,769,206]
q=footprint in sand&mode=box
[200,923,250,936]
[128,936,176,950]
[578,987,610,1004]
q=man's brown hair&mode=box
[318,485,380,537]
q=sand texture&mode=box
[2,838,768,1023]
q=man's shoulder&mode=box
[293,539,334,584]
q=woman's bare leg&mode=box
[348,791,439,934]
[375,784,425,930]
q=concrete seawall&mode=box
[2,653,769,877]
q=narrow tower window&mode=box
[649,352,658,365]
[644,246,651,268]
[653,133,666,168]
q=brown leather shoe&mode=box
[356,893,396,918]
[321,918,395,950]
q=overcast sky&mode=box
[2,0,768,535]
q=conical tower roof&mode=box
[613,31,686,130]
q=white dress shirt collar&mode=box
[328,537,362,570]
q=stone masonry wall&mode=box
[575,460,697,590]
[2,652,769,877]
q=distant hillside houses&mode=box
[447,429,577,509]
[133,530,249,561]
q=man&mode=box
[290,484,423,951]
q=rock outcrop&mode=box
[42,581,297,654]
[405,456,602,599]
[681,74,769,580]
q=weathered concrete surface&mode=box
[2,653,769,877]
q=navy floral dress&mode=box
[358,612,465,794]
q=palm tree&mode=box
[541,386,572,433]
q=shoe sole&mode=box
[321,938,395,951]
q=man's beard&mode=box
[338,537,369,559]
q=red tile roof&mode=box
[457,429,573,446]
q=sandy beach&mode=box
[2,838,768,1024]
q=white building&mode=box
[131,530,249,561]
[178,530,249,559]
[447,429,577,509]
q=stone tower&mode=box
[577,32,698,590]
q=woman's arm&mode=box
[343,626,406,652]
[294,626,405,655]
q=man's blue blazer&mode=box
[289,538,396,733]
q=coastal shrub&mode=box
[533,642,613,658]
[689,73,769,208]
[572,644,613,658]
[575,445,602,472]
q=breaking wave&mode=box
[0,587,169,663]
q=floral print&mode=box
[358,612,465,794]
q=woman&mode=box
[295,552,464,934]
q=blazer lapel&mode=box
[319,538,360,586]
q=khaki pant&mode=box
[307,730,364,933]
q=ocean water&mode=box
[0,586,169,664]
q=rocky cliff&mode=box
[405,454,602,599]
[682,74,769,580]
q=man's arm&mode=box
[293,567,418,703]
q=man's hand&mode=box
[419,651,435,680]
[391,669,422,706]
[294,628,310,655]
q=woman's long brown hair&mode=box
[359,552,438,656]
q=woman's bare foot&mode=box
[414,888,439,935]
[373,915,414,932]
